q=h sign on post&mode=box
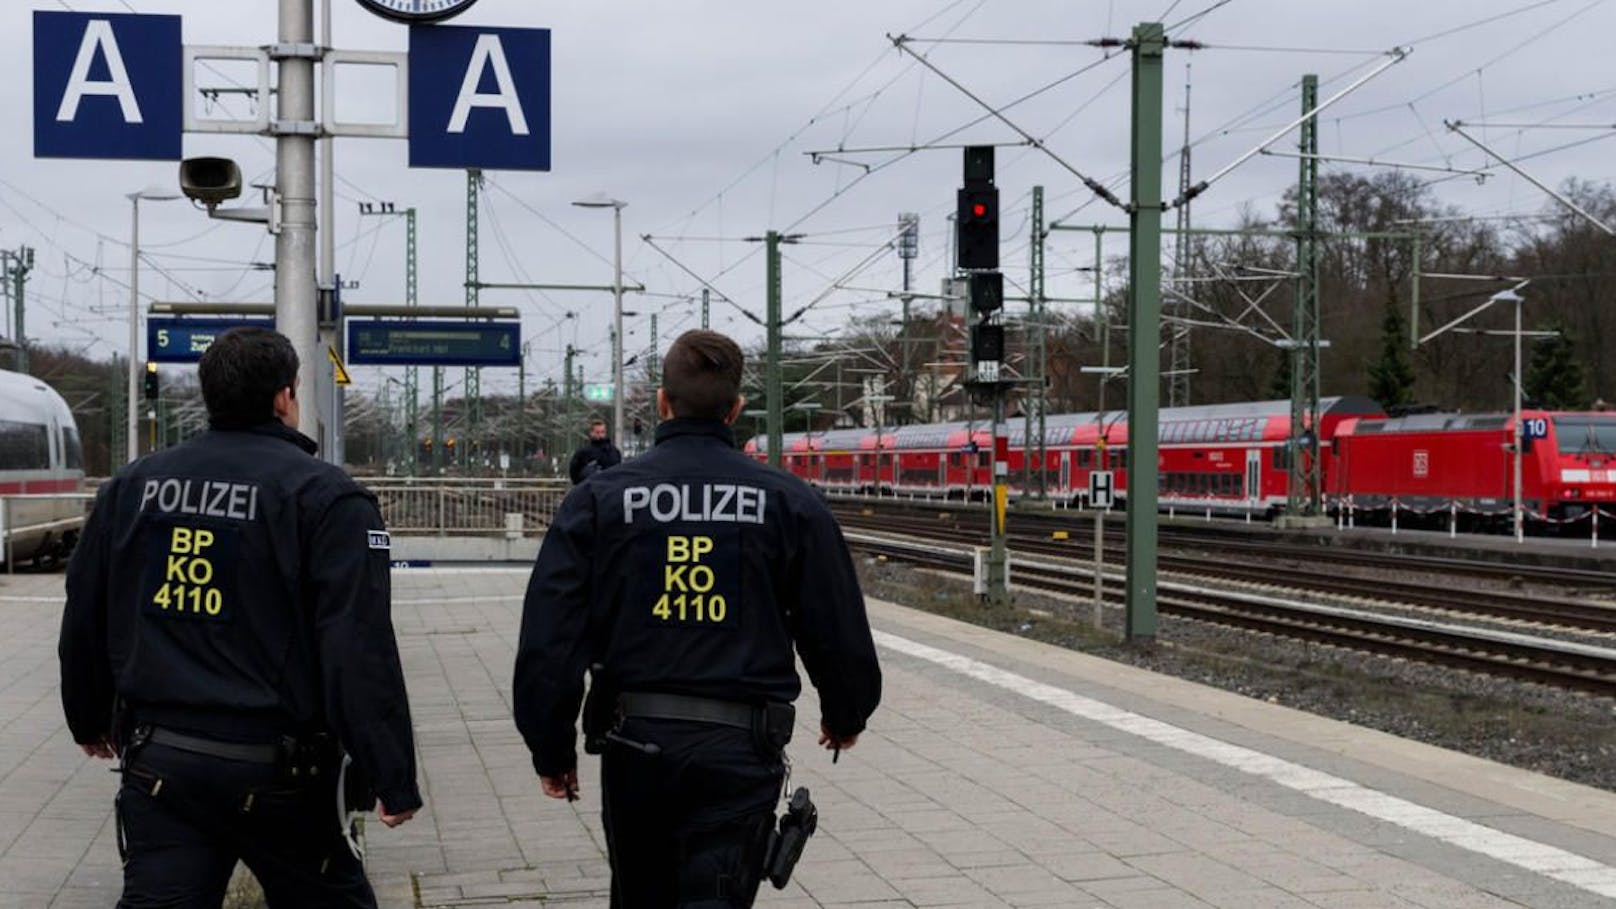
[1089,470,1115,510]
[408,25,551,170]
[34,12,182,161]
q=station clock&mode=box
[355,0,481,24]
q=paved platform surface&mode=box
[9,567,1616,907]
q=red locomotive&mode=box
[743,397,1616,530]
[1330,410,1616,529]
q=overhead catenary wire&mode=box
[1444,121,1616,235]
[888,33,1126,211]
[1165,0,1238,32]
[1175,47,1410,208]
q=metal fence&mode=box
[77,477,571,538]
[365,478,570,536]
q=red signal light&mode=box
[972,203,987,218]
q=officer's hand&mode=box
[79,737,116,760]
[818,723,858,752]
[377,803,417,828]
[541,771,579,801]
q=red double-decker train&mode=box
[743,396,1616,530]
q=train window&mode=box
[977,451,991,468]
[62,428,82,470]
[1272,445,1291,470]
[1554,417,1616,455]
[0,421,49,471]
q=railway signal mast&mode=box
[958,146,1012,607]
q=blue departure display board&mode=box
[148,318,275,363]
[346,320,520,367]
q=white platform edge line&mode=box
[874,629,1616,900]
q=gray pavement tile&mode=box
[1024,849,1138,884]
[1198,889,1326,909]
[14,573,1616,909]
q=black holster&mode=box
[282,733,342,785]
[753,702,795,755]
[763,787,817,889]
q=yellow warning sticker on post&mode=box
[328,346,352,386]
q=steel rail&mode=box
[846,531,1616,697]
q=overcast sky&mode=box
[4,0,1614,400]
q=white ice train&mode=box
[0,369,86,566]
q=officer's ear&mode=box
[273,380,298,431]
[657,388,675,421]
[723,395,745,426]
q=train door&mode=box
[1060,451,1071,492]
[937,453,947,488]
[1245,448,1261,502]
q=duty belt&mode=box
[147,727,281,764]
[618,692,756,730]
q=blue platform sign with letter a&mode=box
[33,12,182,161]
[408,24,551,171]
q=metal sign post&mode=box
[274,0,320,439]
[33,1,551,466]
[1089,469,1113,628]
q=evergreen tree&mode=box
[1267,345,1291,401]
[1525,321,1588,410]
[1366,299,1416,409]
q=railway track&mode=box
[831,498,1616,592]
[846,530,1616,698]
[833,505,1616,635]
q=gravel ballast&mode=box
[857,556,1616,792]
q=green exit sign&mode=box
[584,383,614,402]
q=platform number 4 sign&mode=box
[1088,470,1115,510]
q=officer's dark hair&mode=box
[199,327,299,428]
[662,330,743,421]
[589,418,606,428]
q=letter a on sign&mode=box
[408,25,551,171]
[447,36,530,136]
[33,12,182,161]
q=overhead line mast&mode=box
[1169,64,1193,409]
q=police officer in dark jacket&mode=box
[59,327,421,908]
[568,417,622,484]
[514,329,881,908]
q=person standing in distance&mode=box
[59,327,421,908]
[569,417,622,484]
[514,329,882,907]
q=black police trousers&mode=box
[601,718,784,909]
[115,741,375,909]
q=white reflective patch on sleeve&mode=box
[367,530,392,551]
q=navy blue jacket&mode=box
[568,438,622,485]
[59,422,422,814]
[514,418,882,778]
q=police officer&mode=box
[514,329,882,908]
[569,417,623,484]
[59,327,421,908]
